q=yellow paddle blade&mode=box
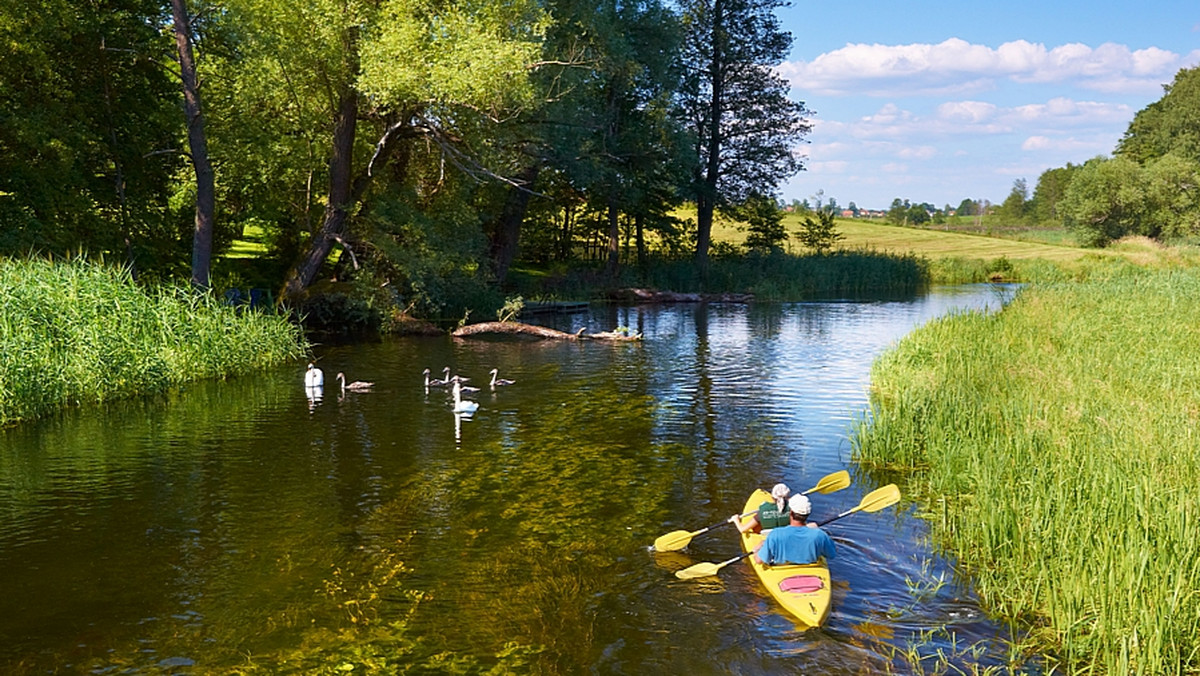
[858,484,901,513]
[675,562,722,579]
[807,470,851,495]
[653,529,697,553]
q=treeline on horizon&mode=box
[871,66,1200,247]
[0,0,837,326]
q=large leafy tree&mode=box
[1117,66,1200,165]
[676,0,810,273]
[0,0,181,271]
[1031,164,1079,224]
[205,0,544,301]
[1059,156,1147,247]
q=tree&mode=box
[997,178,1029,224]
[887,198,909,225]
[1058,156,1146,247]
[1031,164,1079,224]
[1117,66,1200,165]
[1141,152,1200,241]
[0,0,181,270]
[794,209,842,253]
[169,0,216,289]
[677,0,811,273]
[955,198,977,217]
[208,0,546,301]
[734,192,786,251]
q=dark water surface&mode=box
[0,285,1030,674]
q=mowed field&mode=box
[708,212,1200,269]
[826,218,1094,262]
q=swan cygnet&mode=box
[450,375,480,394]
[305,362,324,388]
[423,368,448,388]
[452,381,480,414]
[336,372,374,392]
[489,369,515,388]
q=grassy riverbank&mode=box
[0,257,308,425]
[852,268,1200,674]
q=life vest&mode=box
[757,501,790,529]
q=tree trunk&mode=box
[694,0,724,276]
[282,88,358,300]
[605,194,620,279]
[487,164,540,284]
[171,0,215,290]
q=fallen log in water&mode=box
[451,321,641,341]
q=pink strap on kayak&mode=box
[779,575,824,594]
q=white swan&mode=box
[423,368,448,388]
[305,362,324,387]
[336,372,374,393]
[489,369,515,388]
[452,381,479,414]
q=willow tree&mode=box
[210,0,544,300]
[676,0,810,272]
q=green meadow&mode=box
[853,269,1200,674]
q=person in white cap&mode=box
[753,493,837,566]
[730,482,792,533]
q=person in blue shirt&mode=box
[754,494,837,566]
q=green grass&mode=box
[0,257,309,425]
[225,221,270,259]
[852,267,1200,674]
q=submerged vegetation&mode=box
[0,257,307,425]
[853,267,1200,674]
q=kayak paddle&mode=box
[652,470,851,553]
[673,483,901,580]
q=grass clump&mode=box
[853,268,1200,674]
[0,257,307,425]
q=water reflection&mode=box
[305,384,323,411]
[0,285,1032,674]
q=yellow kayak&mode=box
[736,489,833,628]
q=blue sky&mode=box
[775,0,1200,211]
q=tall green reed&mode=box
[854,268,1200,674]
[0,257,307,425]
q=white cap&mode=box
[788,494,811,515]
[770,483,791,500]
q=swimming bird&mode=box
[305,362,324,388]
[336,372,374,393]
[452,380,479,414]
[423,368,448,388]
[450,375,480,394]
[489,369,515,388]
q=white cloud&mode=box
[782,38,1194,96]
[1005,98,1132,126]
[937,101,997,123]
[1021,135,1109,153]
[807,160,850,173]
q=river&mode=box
[0,284,1034,674]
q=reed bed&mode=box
[626,249,928,300]
[853,268,1200,674]
[0,257,307,425]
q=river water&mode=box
[0,285,1033,674]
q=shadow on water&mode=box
[0,285,1039,674]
